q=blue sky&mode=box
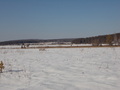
[0,0,120,41]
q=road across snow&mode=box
[0,47,120,90]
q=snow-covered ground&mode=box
[0,44,93,49]
[0,45,20,49]
[0,47,120,90]
[29,44,93,47]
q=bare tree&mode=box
[106,35,113,46]
[92,38,100,46]
[113,34,118,45]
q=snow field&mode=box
[0,47,120,90]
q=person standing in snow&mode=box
[0,61,5,73]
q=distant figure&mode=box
[21,43,24,48]
[0,61,5,73]
[21,43,30,48]
[21,43,26,48]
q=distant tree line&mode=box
[0,39,74,45]
[0,33,120,46]
[72,33,120,46]
[0,39,40,45]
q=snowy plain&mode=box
[0,47,120,90]
[0,44,93,49]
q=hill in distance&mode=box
[0,32,120,45]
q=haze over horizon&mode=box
[0,0,120,41]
